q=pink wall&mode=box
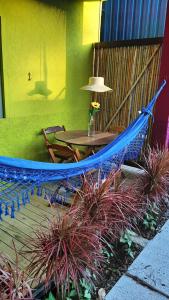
[152,1,169,147]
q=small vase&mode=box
[88,115,95,136]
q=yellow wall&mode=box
[0,0,100,160]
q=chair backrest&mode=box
[42,125,65,143]
[42,125,81,162]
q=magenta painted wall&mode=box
[152,2,169,147]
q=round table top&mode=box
[55,130,118,147]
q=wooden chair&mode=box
[42,125,66,142]
[42,126,81,162]
[111,125,125,133]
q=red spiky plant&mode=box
[70,170,143,241]
[138,146,169,205]
[0,250,33,300]
[24,214,104,299]
[110,183,145,236]
[22,169,144,299]
[71,171,117,229]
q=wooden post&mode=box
[151,2,169,147]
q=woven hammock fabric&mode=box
[0,80,166,220]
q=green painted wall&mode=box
[0,0,101,160]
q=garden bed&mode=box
[33,159,169,300]
[35,206,169,300]
[39,208,169,300]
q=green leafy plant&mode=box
[45,292,56,300]
[66,279,92,300]
[120,230,135,258]
[45,279,92,300]
[102,244,114,265]
[143,205,158,231]
[79,279,92,300]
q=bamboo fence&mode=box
[92,39,163,145]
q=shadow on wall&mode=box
[35,0,68,10]
[28,43,52,97]
[27,43,65,99]
[19,1,95,118]
[10,0,66,114]
[0,0,101,161]
[11,0,99,120]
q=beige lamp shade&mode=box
[81,77,112,93]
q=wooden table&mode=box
[55,130,118,149]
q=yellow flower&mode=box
[91,101,100,109]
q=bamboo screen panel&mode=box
[93,39,162,137]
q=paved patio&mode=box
[106,220,169,299]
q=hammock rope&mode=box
[0,80,166,220]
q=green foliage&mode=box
[102,244,114,264]
[143,205,158,231]
[79,279,92,300]
[120,229,135,258]
[45,292,56,300]
[45,279,92,300]
[66,279,92,300]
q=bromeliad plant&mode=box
[24,214,104,299]
[71,171,118,230]
[138,146,169,206]
[0,250,33,300]
[71,171,143,241]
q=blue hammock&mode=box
[0,80,166,219]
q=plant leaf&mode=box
[69,289,77,297]
[46,292,56,300]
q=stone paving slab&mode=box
[121,164,145,179]
[105,275,168,300]
[127,220,169,296]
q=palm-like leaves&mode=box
[138,146,169,204]
[24,215,103,298]
[0,251,33,300]
[70,172,143,240]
